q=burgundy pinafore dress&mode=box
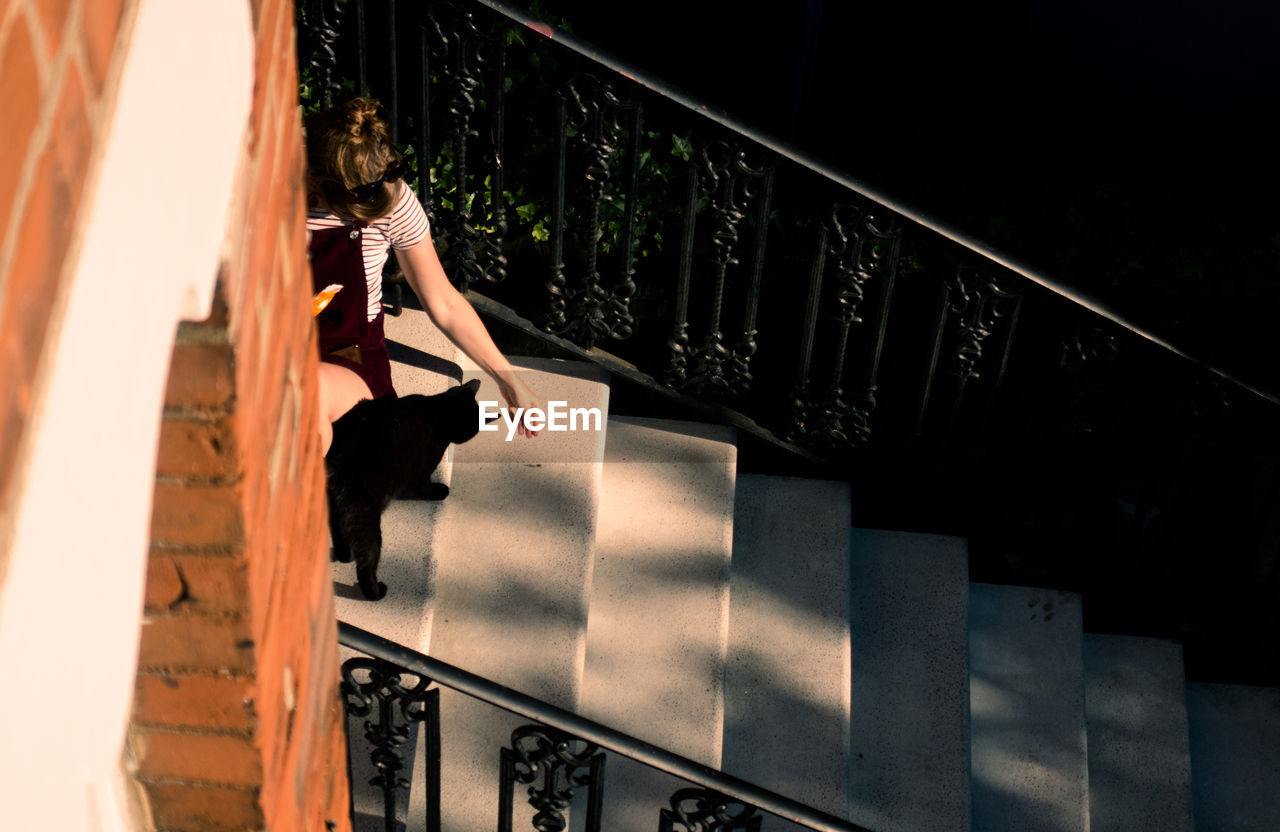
[309,223,396,399]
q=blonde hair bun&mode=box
[305,97,401,222]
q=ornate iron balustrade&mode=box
[295,0,1278,444]
[299,1,1280,684]
[339,621,865,832]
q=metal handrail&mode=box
[339,620,872,832]
[471,0,1279,409]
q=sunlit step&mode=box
[579,415,738,830]
[429,355,610,832]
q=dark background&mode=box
[534,0,1280,390]
[498,0,1280,684]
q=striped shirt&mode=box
[306,183,430,321]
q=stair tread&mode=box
[333,306,461,651]
[386,303,465,395]
[428,355,610,832]
[581,415,737,757]
[722,474,852,823]
[847,528,970,832]
[580,415,738,830]
[1186,682,1280,832]
[1083,634,1194,832]
[969,582,1088,832]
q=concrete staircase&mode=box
[337,307,1280,832]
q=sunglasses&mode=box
[349,155,413,202]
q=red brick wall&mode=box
[127,1,352,830]
[0,0,132,579]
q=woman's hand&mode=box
[496,373,542,438]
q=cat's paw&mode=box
[401,481,450,501]
[331,546,353,563]
[358,578,388,601]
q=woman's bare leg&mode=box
[317,362,374,455]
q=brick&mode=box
[52,58,91,190]
[32,0,74,58]
[253,623,300,800]
[137,613,255,673]
[143,781,263,832]
[0,334,33,521]
[134,672,256,733]
[245,534,277,642]
[0,400,26,530]
[127,0,348,816]
[176,554,252,613]
[144,554,186,610]
[250,0,286,149]
[150,480,243,549]
[5,55,94,308]
[80,0,128,94]
[0,16,41,240]
[263,366,293,497]
[2,148,69,355]
[228,304,259,411]
[306,547,337,643]
[134,730,262,786]
[145,552,251,615]
[0,151,76,500]
[176,272,232,335]
[164,341,236,411]
[156,414,239,480]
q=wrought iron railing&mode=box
[339,621,865,832]
[298,0,1280,681]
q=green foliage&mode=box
[417,14,694,265]
[295,1,693,264]
[296,0,354,116]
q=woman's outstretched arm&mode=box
[394,233,541,437]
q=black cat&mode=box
[326,379,485,600]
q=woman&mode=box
[305,97,538,452]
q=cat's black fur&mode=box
[325,379,484,600]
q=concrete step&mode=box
[427,355,610,832]
[385,303,466,394]
[721,475,852,829]
[336,307,463,829]
[579,416,738,830]
[847,529,970,832]
[331,305,463,649]
[1082,634,1194,832]
[969,584,1088,832]
[1186,682,1280,831]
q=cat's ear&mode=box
[462,378,481,396]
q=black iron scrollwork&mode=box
[340,656,440,832]
[544,74,642,349]
[811,204,880,447]
[297,0,350,108]
[499,724,605,832]
[788,203,901,450]
[671,141,773,397]
[426,1,507,288]
[664,162,701,389]
[1059,323,1119,373]
[947,268,1022,384]
[659,788,763,831]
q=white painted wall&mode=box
[0,2,254,830]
